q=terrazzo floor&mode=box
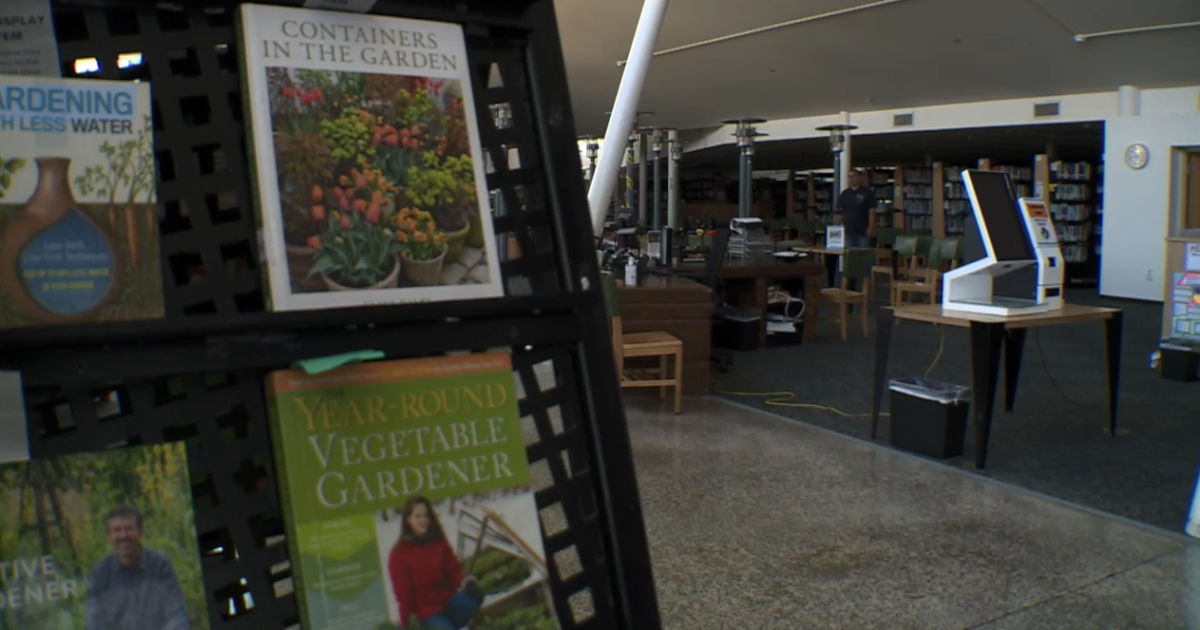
[625,394,1200,630]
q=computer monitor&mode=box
[964,170,1036,263]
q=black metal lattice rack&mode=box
[0,1,661,629]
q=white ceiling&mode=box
[555,0,1200,136]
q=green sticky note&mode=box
[293,350,385,375]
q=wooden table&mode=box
[683,257,826,348]
[793,246,846,287]
[870,303,1124,468]
[618,274,712,395]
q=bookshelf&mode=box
[682,178,715,202]
[902,166,934,232]
[870,167,897,227]
[1036,154,1099,286]
[942,163,971,236]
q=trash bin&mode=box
[713,306,760,352]
[1160,339,1199,383]
[888,377,971,459]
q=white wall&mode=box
[1102,112,1200,301]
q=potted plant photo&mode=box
[393,207,447,286]
[307,205,404,292]
[406,153,477,263]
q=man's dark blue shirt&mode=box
[85,547,190,630]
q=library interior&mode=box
[568,0,1200,627]
[0,1,1198,630]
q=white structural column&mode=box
[838,110,852,194]
[587,0,671,236]
[1117,85,1141,117]
[667,128,680,228]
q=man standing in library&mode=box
[835,169,877,292]
[837,168,877,248]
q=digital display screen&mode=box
[966,171,1036,262]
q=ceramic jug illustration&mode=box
[0,157,119,322]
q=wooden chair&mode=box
[883,235,920,302]
[818,248,873,341]
[894,237,959,305]
[601,273,684,414]
[869,227,900,297]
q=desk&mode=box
[684,258,826,347]
[870,303,1123,469]
[794,246,846,287]
[618,274,712,395]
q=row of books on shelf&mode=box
[1061,244,1091,263]
[905,215,933,231]
[944,199,972,215]
[946,216,966,234]
[870,171,893,186]
[1051,204,1092,222]
[1056,224,1092,244]
[993,165,1032,181]
[0,352,560,630]
[904,199,934,214]
[904,184,934,199]
[1053,183,1091,201]
[902,167,934,184]
[1051,161,1094,181]
[873,185,894,200]
[943,167,966,183]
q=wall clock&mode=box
[1125,143,1149,170]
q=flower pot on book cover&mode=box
[286,243,327,292]
[402,248,447,286]
[0,157,119,324]
[321,255,401,291]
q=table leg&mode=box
[969,322,1005,468]
[756,276,768,349]
[870,307,895,439]
[1002,329,1027,413]
[804,273,822,343]
[825,254,837,288]
[1105,312,1123,436]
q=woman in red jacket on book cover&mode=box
[388,496,484,630]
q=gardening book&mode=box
[0,75,164,329]
[265,354,559,630]
[239,4,504,312]
[0,442,211,630]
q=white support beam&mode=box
[587,0,670,237]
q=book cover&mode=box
[0,442,211,630]
[266,354,559,630]
[239,4,504,312]
[0,75,164,329]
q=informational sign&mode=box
[0,0,60,77]
[1022,199,1058,245]
[0,371,29,464]
[1185,242,1200,273]
[302,0,378,11]
[826,225,845,250]
[1171,272,1200,340]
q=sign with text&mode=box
[0,0,60,77]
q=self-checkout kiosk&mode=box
[1016,197,1065,310]
[941,170,1058,316]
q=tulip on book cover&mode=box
[266,354,560,630]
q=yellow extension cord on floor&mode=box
[713,326,947,419]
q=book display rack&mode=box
[0,2,660,630]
